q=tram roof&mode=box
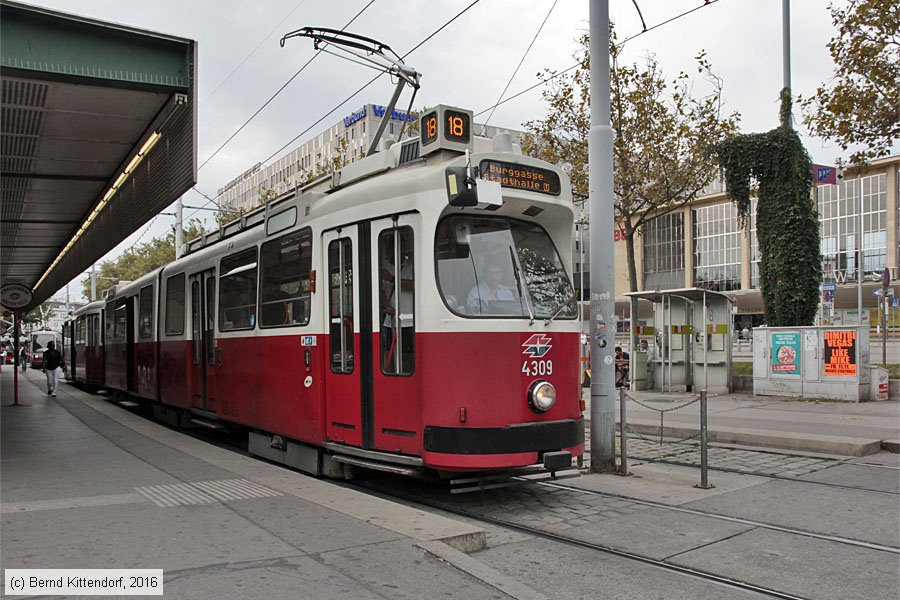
[1,1,196,311]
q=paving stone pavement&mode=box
[443,483,653,532]
[583,427,843,478]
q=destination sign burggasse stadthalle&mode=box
[479,160,561,196]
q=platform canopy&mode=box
[1,0,196,310]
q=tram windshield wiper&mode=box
[544,301,569,326]
[508,246,535,326]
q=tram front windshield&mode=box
[436,216,576,319]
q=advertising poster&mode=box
[771,332,800,375]
[823,330,857,376]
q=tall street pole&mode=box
[589,0,617,473]
[175,197,184,259]
[782,0,791,92]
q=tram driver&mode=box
[467,258,515,315]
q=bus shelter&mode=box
[625,288,734,394]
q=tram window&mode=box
[191,281,201,365]
[328,238,354,373]
[165,273,186,335]
[260,228,312,328]
[435,216,576,319]
[94,314,101,346]
[114,301,127,341]
[219,248,258,331]
[139,285,153,339]
[378,227,415,375]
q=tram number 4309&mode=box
[522,360,553,377]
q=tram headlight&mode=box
[528,381,556,412]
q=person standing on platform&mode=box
[19,345,28,372]
[42,340,64,397]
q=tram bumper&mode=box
[422,418,584,471]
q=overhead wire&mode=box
[186,0,483,222]
[200,0,311,106]
[198,0,377,172]
[261,0,482,163]
[480,0,558,135]
[474,0,722,118]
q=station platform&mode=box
[0,368,508,599]
[3,365,898,598]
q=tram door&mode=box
[370,216,420,455]
[323,227,365,447]
[189,270,217,413]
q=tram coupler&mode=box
[542,451,573,472]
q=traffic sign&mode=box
[820,283,836,292]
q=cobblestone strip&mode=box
[446,484,650,533]
[583,428,843,477]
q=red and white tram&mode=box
[64,301,106,392]
[101,106,584,485]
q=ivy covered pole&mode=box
[782,0,791,94]
[710,90,821,326]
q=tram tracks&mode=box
[353,478,810,600]
[537,481,900,555]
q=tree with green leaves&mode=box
[522,29,739,291]
[800,0,899,164]
[82,220,207,301]
[710,90,820,326]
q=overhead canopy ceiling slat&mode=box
[0,0,197,311]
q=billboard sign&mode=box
[823,330,857,377]
[771,332,800,375]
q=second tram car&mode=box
[95,106,584,486]
[65,301,106,391]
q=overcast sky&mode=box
[27,0,892,302]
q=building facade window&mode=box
[818,173,887,280]
[643,212,685,290]
[693,202,741,291]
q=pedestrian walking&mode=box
[43,341,64,397]
[19,346,27,372]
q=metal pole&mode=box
[857,175,863,326]
[883,267,890,364]
[588,0,617,473]
[703,291,708,392]
[618,386,628,475]
[12,310,20,406]
[90,264,97,302]
[175,197,184,259]
[695,390,714,489]
[782,0,791,93]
